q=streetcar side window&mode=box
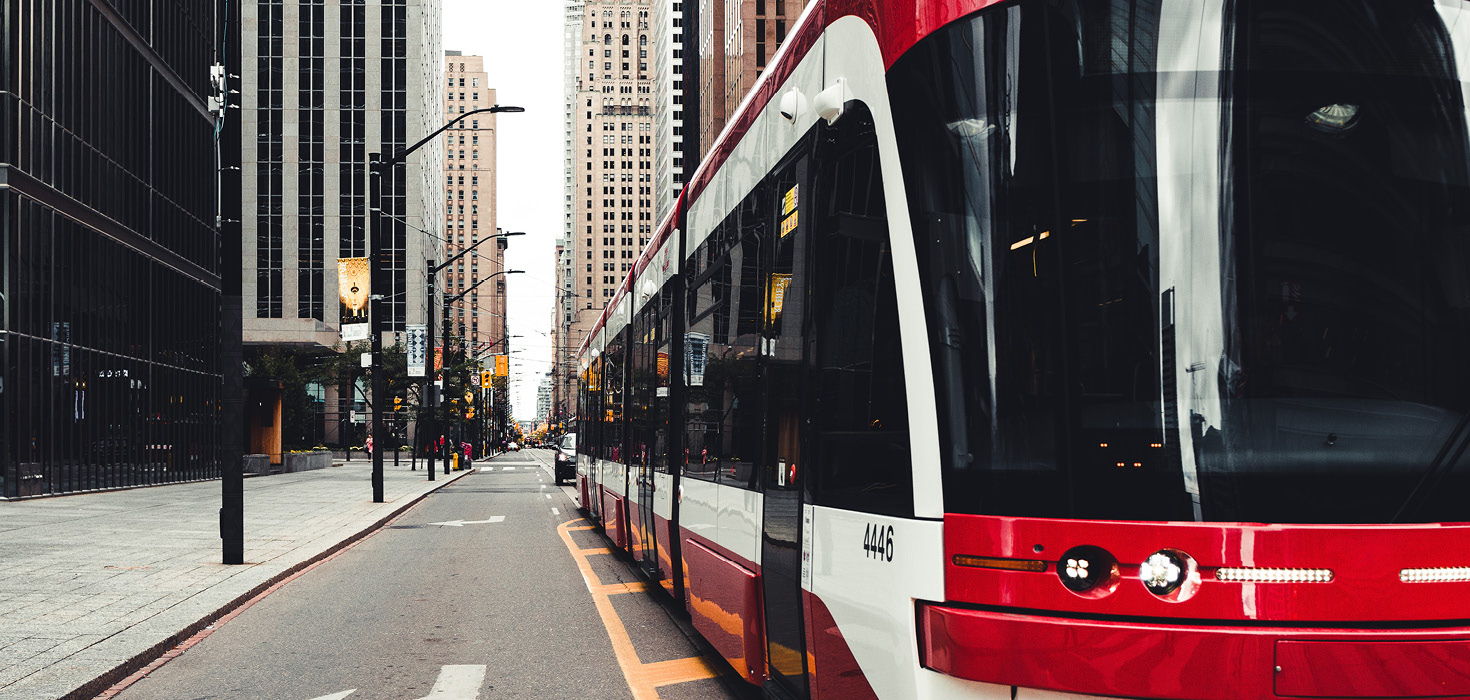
[655,286,675,475]
[682,236,720,482]
[805,103,913,517]
[627,300,666,473]
[579,356,602,460]
[603,330,627,463]
[723,201,768,489]
[629,308,649,471]
[682,198,766,490]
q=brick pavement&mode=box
[0,460,472,700]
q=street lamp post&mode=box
[367,105,522,501]
[423,231,523,480]
[440,269,522,473]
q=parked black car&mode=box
[553,433,577,484]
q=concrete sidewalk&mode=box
[0,460,472,700]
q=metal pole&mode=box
[218,0,244,565]
[424,261,437,480]
[443,296,452,475]
[368,153,385,503]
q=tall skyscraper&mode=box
[560,0,657,417]
[243,0,445,346]
[651,0,686,223]
[241,0,445,448]
[556,0,587,426]
[694,0,808,161]
[551,235,575,424]
[0,1,224,497]
[441,53,505,355]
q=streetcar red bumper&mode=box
[919,604,1470,699]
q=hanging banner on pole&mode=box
[405,324,427,377]
[338,257,371,341]
[494,354,509,377]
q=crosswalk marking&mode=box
[415,664,487,700]
[306,690,356,700]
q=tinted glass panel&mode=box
[806,105,912,517]
[891,0,1470,523]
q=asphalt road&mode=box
[114,449,752,700]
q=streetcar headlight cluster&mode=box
[1400,567,1470,583]
[1215,567,1334,583]
[1057,545,1118,597]
[1141,551,1185,594]
[1139,549,1199,601]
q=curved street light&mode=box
[368,106,524,492]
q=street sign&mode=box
[405,324,427,377]
[360,352,372,368]
[341,324,369,342]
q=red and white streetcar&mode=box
[576,0,1470,697]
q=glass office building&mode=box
[0,1,223,497]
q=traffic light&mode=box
[392,396,403,412]
[481,370,493,388]
[466,408,475,419]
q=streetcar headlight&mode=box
[1141,549,1193,597]
[1057,545,1119,597]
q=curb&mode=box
[64,467,476,700]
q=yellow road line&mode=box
[578,547,612,555]
[556,519,720,699]
[593,581,648,595]
[631,656,719,687]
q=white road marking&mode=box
[544,494,552,500]
[501,466,516,471]
[551,507,560,515]
[426,517,506,527]
[414,664,487,700]
[306,691,356,700]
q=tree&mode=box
[245,340,418,449]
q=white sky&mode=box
[443,1,565,421]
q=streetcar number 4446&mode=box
[863,523,895,562]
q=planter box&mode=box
[283,451,331,473]
[243,454,271,476]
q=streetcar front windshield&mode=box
[891,0,1470,523]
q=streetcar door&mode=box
[761,152,811,697]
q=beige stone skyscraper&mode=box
[561,0,657,408]
[441,52,506,355]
